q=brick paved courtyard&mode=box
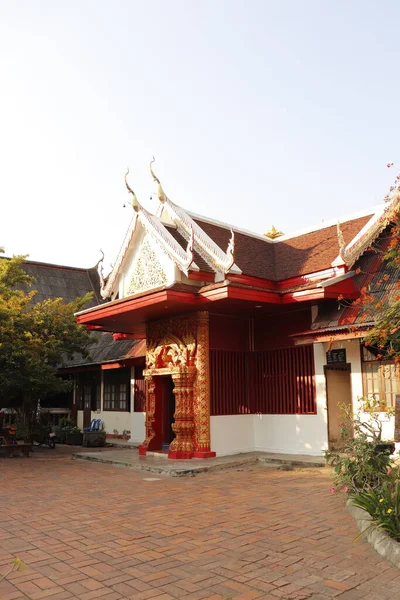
[1,449,399,600]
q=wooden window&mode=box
[75,372,101,411]
[134,366,146,412]
[103,368,130,412]
[362,346,400,409]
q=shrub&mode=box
[325,399,395,494]
[326,435,393,494]
[352,478,400,541]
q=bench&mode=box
[0,443,32,457]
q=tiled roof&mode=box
[164,226,212,272]
[195,219,277,280]
[310,227,400,332]
[61,332,141,368]
[16,260,103,308]
[193,215,372,281]
[274,215,371,279]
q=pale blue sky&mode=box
[0,1,398,268]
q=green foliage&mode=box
[0,250,94,413]
[58,417,76,430]
[326,437,393,494]
[352,479,400,541]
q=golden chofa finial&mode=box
[265,225,284,239]
[124,168,140,212]
[150,156,166,203]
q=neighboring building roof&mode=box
[15,259,104,308]
[61,332,143,368]
[4,257,142,369]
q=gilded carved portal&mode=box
[139,311,215,459]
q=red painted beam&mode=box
[187,270,215,282]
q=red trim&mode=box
[200,286,280,304]
[188,270,215,282]
[76,290,203,325]
[193,451,216,458]
[276,266,347,290]
[113,333,136,340]
[227,266,348,291]
[168,450,194,459]
[227,273,276,289]
[101,363,124,370]
[86,325,104,330]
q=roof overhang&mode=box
[293,323,372,345]
[76,288,206,336]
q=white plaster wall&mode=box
[254,414,327,456]
[130,412,145,444]
[210,415,255,456]
[76,411,83,430]
[98,411,131,435]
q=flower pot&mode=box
[82,431,106,448]
[56,429,67,444]
[66,432,83,445]
[374,442,395,455]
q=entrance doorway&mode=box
[325,365,352,449]
[156,376,176,450]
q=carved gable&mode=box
[127,237,168,296]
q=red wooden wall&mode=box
[210,345,316,415]
[209,314,250,351]
[254,308,311,350]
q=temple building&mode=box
[72,161,400,459]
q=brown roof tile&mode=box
[193,214,372,281]
[194,219,277,280]
[274,215,372,279]
[164,226,212,272]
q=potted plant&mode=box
[66,426,83,446]
[82,422,106,448]
[57,417,76,444]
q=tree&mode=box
[0,249,94,417]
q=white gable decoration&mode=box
[127,236,168,296]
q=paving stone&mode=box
[0,447,398,599]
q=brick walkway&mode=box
[1,449,399,600]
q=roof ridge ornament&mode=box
[149,157,241,275]
[184,226,195,272]
[336,222,347,262]
[124,168,141,212]
[265,225,284,239]
[150,157,166,203]
[224,229,235,272]
[96,249,106,291]
[336,192,400,267]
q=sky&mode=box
[1,0,399,270]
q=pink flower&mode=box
[330,487,336,494]
[343,487,350,493]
